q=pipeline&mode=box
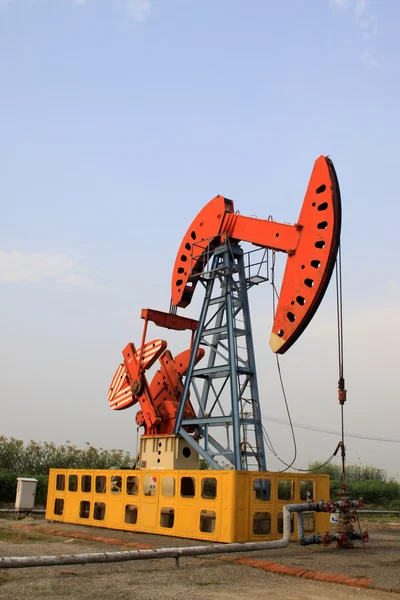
[357,510,400,515]
[294,506,363,547]
[0,509,45,514]
[0,501,329,570]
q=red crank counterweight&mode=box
[107,309,204,435]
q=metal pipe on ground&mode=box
[357,510,400,515]
[0,509,45,514]
[0,502,328,570]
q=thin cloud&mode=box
[126,0,151,22]
[388,280,399,292]
[361,48,379,67]
[354,0,377,39]
[59,273,95,289]
[0,250,75,284]
[329,0,377,37]
[354,0,368,19]
[329,0,353,10]
[75,0,151,22]
[0,249,105,291]
[329,0,379,66]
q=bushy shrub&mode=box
[308,460,400,508]
[308,461,341,481]
[0,436,134,505]
[0,472,17,503]
[0,436,133,475]
[350,480,400,505]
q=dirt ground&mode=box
[0,516,399,600]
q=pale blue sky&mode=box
[1,0,399,475]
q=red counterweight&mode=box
[107,310,204,435]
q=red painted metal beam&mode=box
[141,308,198,332]
[170,156,341,354]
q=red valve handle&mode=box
[325,500,336,513]
[321,533,331,547]
[341,499,351,511]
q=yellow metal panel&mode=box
[219,471,236,542]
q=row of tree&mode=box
[308,461,393,483]
[0,436,134,475]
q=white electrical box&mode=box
[15,477,38,510]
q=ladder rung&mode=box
[201,327,246,338]
[192,366,252,378]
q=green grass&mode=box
[360,513,400,523]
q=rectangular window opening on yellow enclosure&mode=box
[253,511,271,535]
[201,477,217,499]
[253,479,271,501]
[54,498,64,516]
[93,502,106,521]
[160,507,175,529]
[81,476,92,493]
[79,501,90,519]
[300,480,315,501]
[277,511,294,534]
[180,477,195,498]
[200,510,216,533]
[277,480,295,501]
[125,505,138,525]
[56,474,65,491]
[111,476,122,493]
[126,476,139,495]
[143,475,157,496]
[68,474,78,492]
[95,476,107,494]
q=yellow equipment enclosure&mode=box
[46,468,330,543]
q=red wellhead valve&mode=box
[325,500,336,513]
[322,533,332,547]
[339,533,349,546]
[362,531,369,543]
[340,499,351,512]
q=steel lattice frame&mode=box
[174,240,267,471]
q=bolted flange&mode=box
[131,380,142,396]
[135,410,145,426]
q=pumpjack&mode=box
[108,155,341,471]
[48,155,366,546]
